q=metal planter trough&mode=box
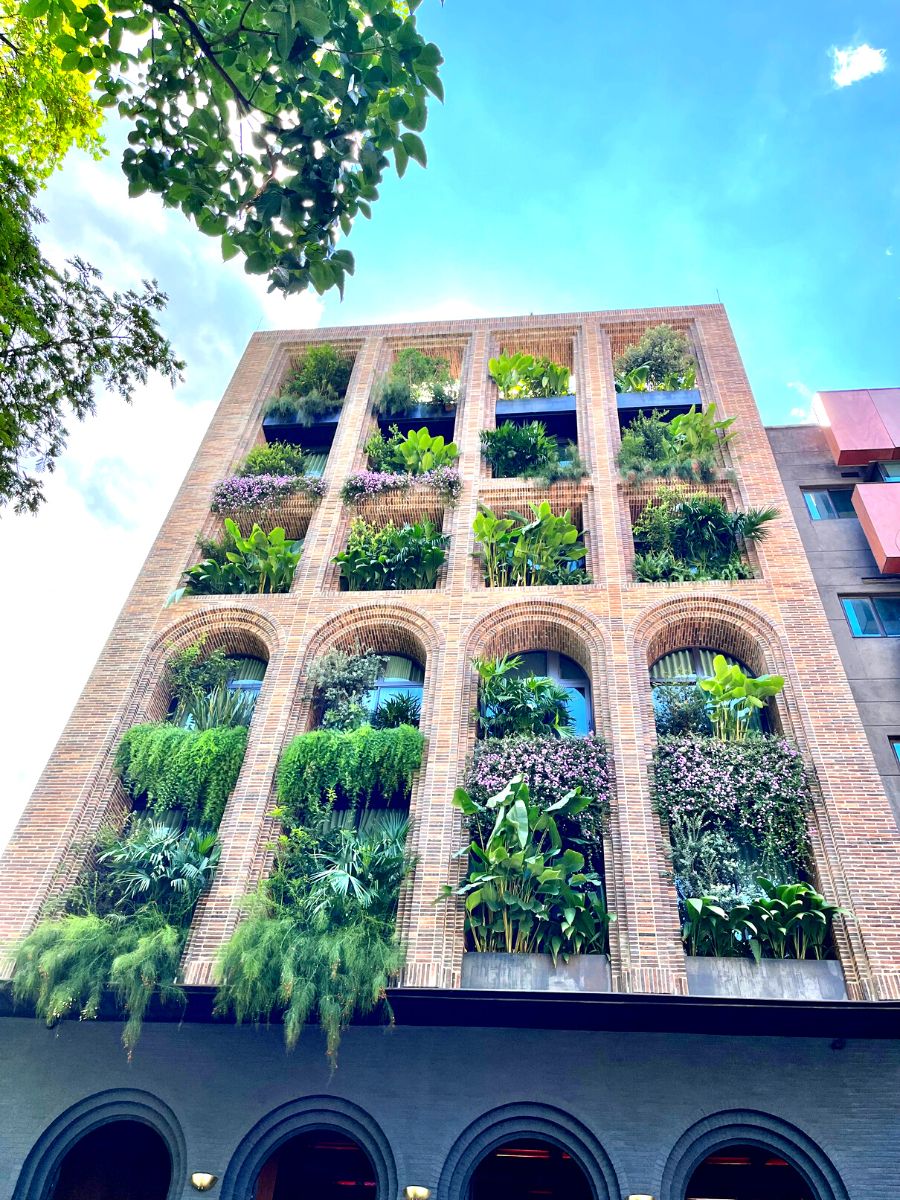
[496,394,577,419]
[262,408,342,445]
[617,388,701,428]
[461,952,611,993]
[685,957,848,1001]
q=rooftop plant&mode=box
[266,344,354,425]
[480,419,559,478]
[373,347,459,415]
[440,777,614,959]
[334,518,448,591]
[474,654,573,739]
[618,406,735,485]
[614,324,695,391]
[172,518,302,599]
[474,501,589,587]
[632,486,777,583]
[340,466,461,505]
[489,351,571,400]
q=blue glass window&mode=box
[365,655,424,718]
[802,488,856,520]
[842,596,900,638]
[508,650,593,736]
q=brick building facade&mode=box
[2,307,900,1200]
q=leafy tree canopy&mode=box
[0,0,104,179]
[8,0,443,294]
[0,156,182,512]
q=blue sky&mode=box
[0,0,897,842]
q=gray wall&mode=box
[1,1014,896,1200]
[766,424,900,824]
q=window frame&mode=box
[840,595,900,638]
[801,487,857,521]
[507,649,594,736]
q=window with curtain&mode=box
[365,655,425,714]
[650,647,763,731]
[509,650,593,736]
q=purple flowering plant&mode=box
[211,473,326,514]
[340,467,461,505]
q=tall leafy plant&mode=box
[614,324,695,391]
[474,655,573,738]
[440,778,613,959]
[334,519,448,591]
[618,406,734,485]
[173,519,302,600]
[474,501,589,587]
[305,647,388,731]
[267,344,354,423]
[488,352,571,400]
[373,348,458,414]
[697,654,785,741]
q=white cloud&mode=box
[830,43,888,88]
[786,380,816,423]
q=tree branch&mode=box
[148,0,254,114]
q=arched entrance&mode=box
[49,1120,171,1200]
[685,1143,816,1199]
[254,1129,377,1200]
[468,1136,593,1200]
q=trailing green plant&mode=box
[654,733,812,901]
[529,442,587,485]
[488,351,571,400]
[697,654,785,741]
[614,324,695,391]
[237,441,308,478]
[632,487,777,582]
[305,648,387,731]
[680,879,847,961]
[276,723,425,827]
[474,501,588,587]
[618,406,734,485]
[373,347,458,414]
[173,519,302,600]
[371,692,422,730]
[440,777,614,959]
[474,655,574,738]
[264,395,302,421]
[334,518,448,591]
[215,815,413,1060]
[480,420,560,478]
[115,722,248,827]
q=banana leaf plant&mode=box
[697,654,784,742]
[440,777,613,960]
[473,501,588,587]
[168,519,302,602]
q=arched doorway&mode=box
[254,1129,377,1199]
[49,1120,171,1200]
[468,1137,593,1200]
[685,1143,815,1200]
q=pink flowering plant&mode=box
[211,473,326,514]
[340,467,461,505]
[464,735,610,871]
[653,734,813,904]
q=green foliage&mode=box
[474,655,573,739]
[440,777,614,959]
[166,639,232,710]
[0,4,103,179]
[615,363,697,393]
[652,682,712,737]
[697,654,785,742]
[374,348,458,415]
[215,817,413,1059]
[283,343,354,415]
[530,441,587,486]
[176,519,302,598]
[97,819,220,922]
[364,425,458,474]
[238,441,308,478]
[276,723,424,826]
[305,647,387,731]
[334,518,448,591]
[0,156,182,513]
[618,406,735,485]
[614,324,695,390]
[632,486,777,583]
[115,722,248,827]
[681,879,847,961]
[19,0,443,294]
[480,420,560,478]
[488,351,571,400]
[474,501,589,587]
[371,692,422,730]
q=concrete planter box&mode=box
[461,952,611,993]
[496,393,576,419]
[686,957,847,1001]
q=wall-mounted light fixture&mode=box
[190,1173,219,1192]
[626,1195,655,1200]
[404,1188,431,1200]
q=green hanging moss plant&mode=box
[276,723,424,826]
[115,723,248,826]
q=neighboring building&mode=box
[767,389,900,824]
[3,308,900,1200]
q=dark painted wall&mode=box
[1,1015,897,1200]
[766,424,900,824]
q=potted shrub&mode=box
[262,343,354,435]
[441,777,613,992]
[480,419,584,481]
[474,501,590,587]
[632,486,777,582]
[167,517,303,602]
[489,350,574,416]
[341,426,462,513]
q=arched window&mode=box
[468,1137,592,1200]
[50,1120,171,1200]
[511,651,593,735]
[685,1143,816,1200]
[365,654,424,724]
[254,1129,376,1200]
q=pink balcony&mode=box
[818,388,900,466]
[853,483,900,574]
